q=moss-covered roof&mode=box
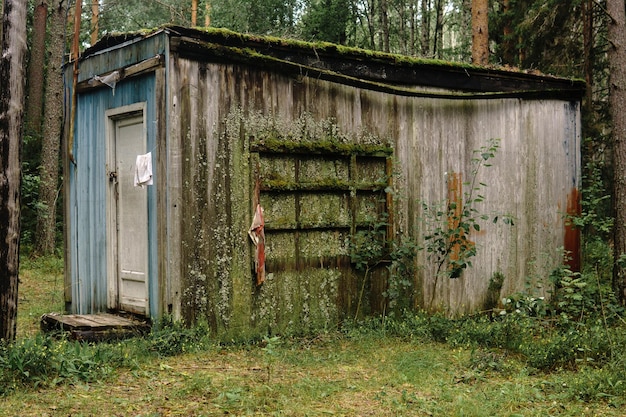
[83,25,585,99]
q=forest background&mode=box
[3,2,626,411]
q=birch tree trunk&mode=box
[0,0,27,341]
[608,0,626,304]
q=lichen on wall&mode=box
[179,107,394,335]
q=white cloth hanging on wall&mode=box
[134,152,153,187]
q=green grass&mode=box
[1,255,624,416]
[17,255,65,337]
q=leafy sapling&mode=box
[420,139,513,302]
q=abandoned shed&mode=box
[63,25,584,336]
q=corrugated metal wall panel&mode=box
[77,34,166,83]
[70,74,158,316]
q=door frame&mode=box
[105,102,149,315]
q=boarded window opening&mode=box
[250,138,393,274]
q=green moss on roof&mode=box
[93,24,476,73]
[170,26,584,83]
[88,24,583,87]
[181,24,482,71]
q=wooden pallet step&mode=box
[41,313,150,342]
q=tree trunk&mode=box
[608,0,626,304]
[365,0,376,50]
[471,0,489,65]
[90,0,98,45]
[25,0,47,137]
[501,0,514,65]
[34,0,67,256]
[420,0,430,56]
[582,0,594,115]
[191,0,198,26]
[205,0,211,27]
[410,2,416,55]
[379,0,390,52]
[0,0,27,342]
[433,0,444,58]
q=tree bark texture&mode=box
[608,0,626,303]
[420,0,430,56]
[205,0,211,27]
[582,0,594,116]
[471,0,489,65]
[34,0,66,255]
[0,0,27,342]
[191,0,198,26]
[433,0,444,58]
[379,0,390,52]
[90,0,99,45]
[501,0,514,65]
[25,0,47,137]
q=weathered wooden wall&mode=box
[167,55,580,332]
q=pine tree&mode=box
[608,0,626,303]
[471,0,489,65]
[34,0,67,255]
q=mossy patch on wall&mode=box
[180,109,395,335]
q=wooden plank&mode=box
[76,55,163,93]
[41,313,150,336]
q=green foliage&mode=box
[4,309,626,408]
[350,210,417,319]
[502,292,548,317]
[20,253,64,276]
[0,334,127,394]
[350,213,389,273]
[98,0,189,34]
[384,235,418,312]
[549,265,622,324]
[571,162,614,240]
[341,302,626,384]
[20,163,41,249]
[0,317,217,394]
[350,213,391,319]
[261,335,282,383]
[298,0,354,44]
[147,316,213,357]
[491,0,586,75]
